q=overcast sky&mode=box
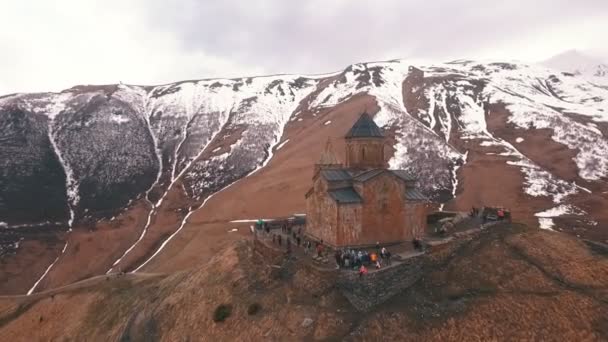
[1,0,607,94]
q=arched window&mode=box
[361,147,366,161]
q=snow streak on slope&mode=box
[105,85,165,274]
[534,204,586,231]
[2,92,84,228]
[116,84,164,199]
[419,61,607,204]
[309,61,465,197]
[106,83,234,272]
[27,241,69,295]
[454,64,605,180]
[183,75,321,197]
[43,94,80,228]
[3,59,607,236]
[276,139,289,150]
[435,61,608,182]
[109,75,321,272]
[132,74,316,273]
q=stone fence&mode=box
[253,225,488,312]
[336,254,424,312]
[253,238,337,295]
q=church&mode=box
[305,112,429,247]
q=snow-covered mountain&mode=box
[542,50,608,78]
[2,59,607,226]
[0,76,320,225]
[1,59,608,289]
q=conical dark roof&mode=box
[345,112,384,138]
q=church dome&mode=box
[345,112,384,139]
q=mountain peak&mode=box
[541,50,607,75]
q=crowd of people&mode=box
[257,220,402,278]
[333,244,392,273]
[264,221,307,254]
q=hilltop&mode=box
[0,224,606,340]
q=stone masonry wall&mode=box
[336,254,424,312]
[291,261,338,295]
[254,227,487,312]
[254,238,337,295]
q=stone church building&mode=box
[305,112,428,247]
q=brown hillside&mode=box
[0,224,606,341]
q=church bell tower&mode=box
[344,112,386,169]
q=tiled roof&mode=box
[353,169,385,182]
[345,113,384,138]
[320,169,353,182]
[328,187,363,204]
[352,169,417,183]
[405,188,428,201]
[390,169,417,182]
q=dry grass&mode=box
[0,225,606,341]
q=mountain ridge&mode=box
[541,50,608,77]
[0,58,607,295]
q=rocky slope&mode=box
[0,224,606,340]
[1,59,607,295]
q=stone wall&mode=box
[405,201,427,238]
[336,254,424,312]
[253,238,284,262]
[254,226,487,312]
[337,204,362,246]
[291,261,338,295]
[353,173,408,245]
[306,177,338,244]
[253,238,337,294]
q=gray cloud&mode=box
[0,0,606,94]
[144,0,608,74]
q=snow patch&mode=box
[230,219,276,223]
[538,218,555,231]
[27,241,69,295]
[276,139,289,151]
[47,113,79,229]
[535,204,583,218]
[109,115,130,124]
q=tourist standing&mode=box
[334,250,342,269]
[316,243,324,258]
[359,265,368,278]
[370,252,378,267]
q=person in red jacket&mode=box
[359,265,368,278]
